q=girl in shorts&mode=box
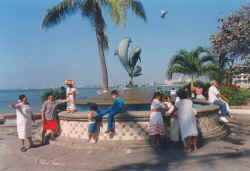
[88,103,99,143]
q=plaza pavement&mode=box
[1,114,250,171]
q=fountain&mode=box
[57,37,226,141]
[58,88,226,141]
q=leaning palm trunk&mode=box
[190,74,194,91]
[94,2,109,91]
[96,31,109,91]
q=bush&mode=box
[219,85,250,106]
[180,81,250,105]
[41,89,60,103]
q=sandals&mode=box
[20,147,27,152]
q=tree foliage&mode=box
[167,47,215,89]
[41,0,146,91]
[210,4,250,60]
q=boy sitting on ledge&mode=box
[98,90,124,134]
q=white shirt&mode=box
[165,102,174,115]
[208,85,219,103]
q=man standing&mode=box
[208,80,229,123]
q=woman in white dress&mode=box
[66,80,77,113]
[175,89,198,152]
[149,92,166,148]
[9,94,34,152]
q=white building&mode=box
[232,64,250,88]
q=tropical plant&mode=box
[41,89,60,103]
[210,4,250,62]
[167,47,214,90]
[41,0,146,92]
[206,51,228,83]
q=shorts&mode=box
[88,122,96,133]
[43,120,58,131]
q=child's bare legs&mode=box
[92,134,97,143]
[184,137,192,152]
[192,136,198,152]
[88,133,91,142]
[88,133,96,143]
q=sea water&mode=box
[0,88,99,113]
[0,85,182,114]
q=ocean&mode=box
[0,88,99,113]
[0,85,181,114]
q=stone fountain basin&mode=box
[59,99,225,141]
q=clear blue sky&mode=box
[0,0,248,89]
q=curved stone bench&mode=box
[59,101,226,141]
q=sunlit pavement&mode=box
[1,114,250,171]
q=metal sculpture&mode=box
[115,37,142,87]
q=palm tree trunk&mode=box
[94,2,109,92]
[190,74,194,90]
[96,31,109,92]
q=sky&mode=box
[0,0,249,89]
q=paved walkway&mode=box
[1,114,250,171]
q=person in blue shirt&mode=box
[98,90,124,133]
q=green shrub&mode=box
[220,85,250,105]
[41,89,60,103]
[181,81,250,105]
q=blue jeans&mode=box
[98,108,121,131]
[214,100,228,117]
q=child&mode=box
[88,103,98,143]
[98,90,124,133]
[162,95,179,143]
[149,92,166,148]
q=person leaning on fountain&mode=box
[97,90,124,134]
[208,80,230,123]
[175,89,198,152]
[41,92,68,144]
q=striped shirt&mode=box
[41,100,65,120]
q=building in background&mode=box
[232,64,250,89]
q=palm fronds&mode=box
[41,0,81,29]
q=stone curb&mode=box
[0,113,41,120]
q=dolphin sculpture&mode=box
[115,37,142,87]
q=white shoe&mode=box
[220,116,229,123]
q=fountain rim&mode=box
[59,99,220,121]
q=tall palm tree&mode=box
[41,0,146,91]
[167,47,214,90]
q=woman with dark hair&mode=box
[41,92,68,144]
[176,89,198,152]
[9,94,34,152]
[149,92,166,148]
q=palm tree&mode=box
[167,47,214,90]
[207,52,228,83]
[41,0,146,92]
